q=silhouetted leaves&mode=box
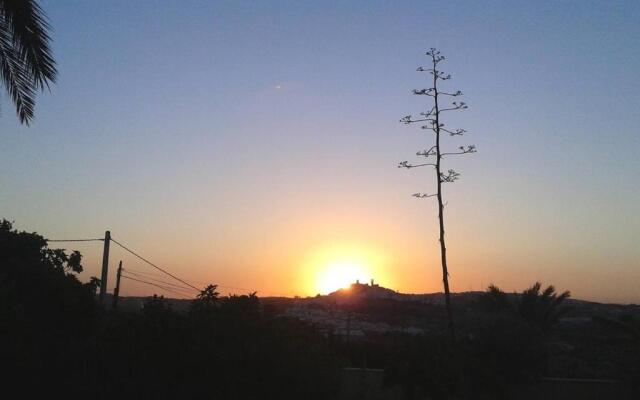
[0,0,57,124]
[3,218,638,398]
[477,282,571,332]
[0,219,340,398]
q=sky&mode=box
[1,0,639,302]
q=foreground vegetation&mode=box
[1,220,638,399]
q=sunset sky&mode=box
[1,1,639,302]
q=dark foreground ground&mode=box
[2,220,639,399]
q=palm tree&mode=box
[476,284,511,312]
[478,282,570,331]
[0,0,56,125]
[516,282,570,331]
[197,284,220,306]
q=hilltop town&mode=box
[112,280,640,341]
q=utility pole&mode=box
[99,230,111,303]
[112,260,123,309]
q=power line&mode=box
[119,267,170,279]
[47,234,262,295]
[191,279,253,292]
[124,267,255,294]
[123,269,199,293]
[121,275,195,299]
[122,276,194,298]
[215,284,255,292]
[47,238,104,242]
[110,237,201,292]
[124,270,198,292]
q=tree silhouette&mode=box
[478,282,570,331]
[197,284,220,304]
[1,218,341,399]
[189,283,221,318]
[399,48,475,341]
[476,284,511,313]
[517,281,570,331]
[0,0,56,124]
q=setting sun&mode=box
[318,260,369,294]
[302,244,392,295]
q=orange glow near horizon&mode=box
[301,244,394,295]
[317,260,368,294]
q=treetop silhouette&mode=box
[399,48,475,342]
[0,0,57,124]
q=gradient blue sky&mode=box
[1,0,639,302]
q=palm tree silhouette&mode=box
[197,284,220,305]
[0,0,56,124]
[477,284,511,312]
[478,282,570,331]
[517,282,570,331]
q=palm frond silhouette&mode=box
[0,0,56,124]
